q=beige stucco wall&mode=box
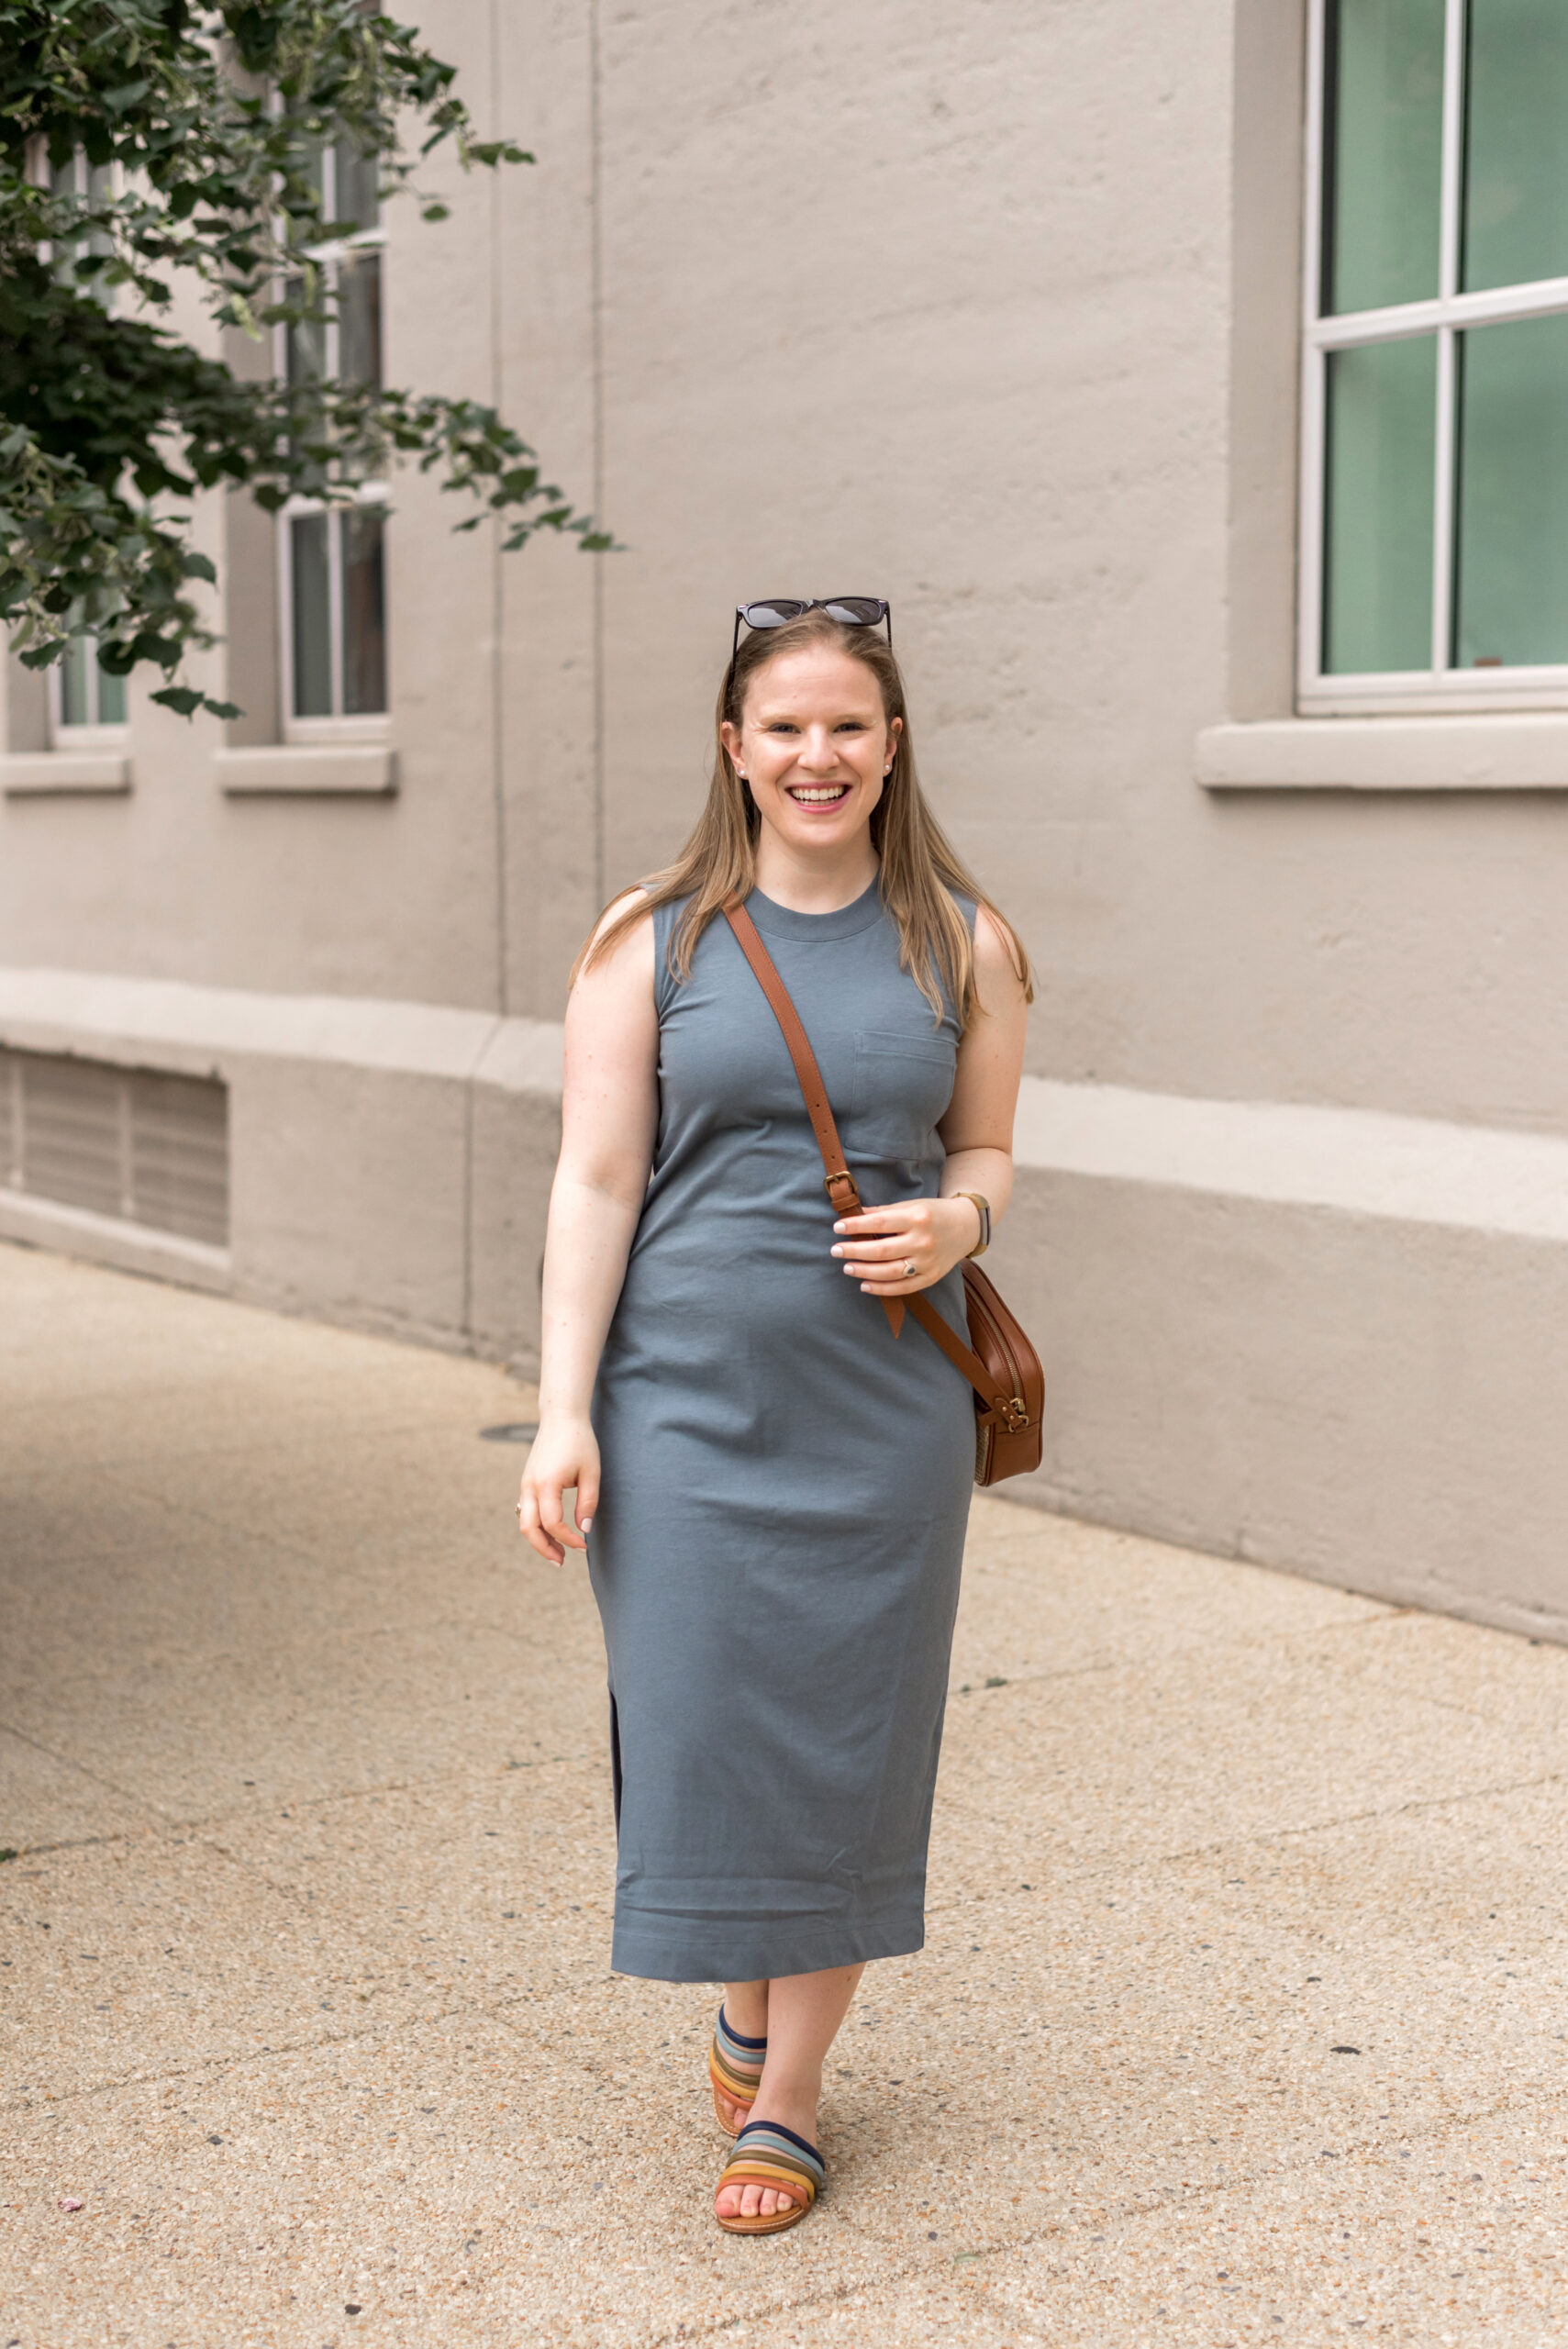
[5,0,1568,1641]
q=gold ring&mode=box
[904,1258,916,1278]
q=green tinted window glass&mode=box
[1325,0,1445,314]
[95,654,126,725]
[1452,312,1568,666]
[338,250,382,391]
[1323,335,1437,672]
[334,139,380,238]
[1462,0,1568,291]
[290,513,333,716]
[59,635,92,726]
[341,508,387,716]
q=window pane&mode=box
[95,653,126,725]
[334,139,380,237]
[1453,312,1568,667]
[290,512,333,717]
[1462,0,1568,292]
[1324,0,1445,314]
[59,635,92,727]
[338,250,382,391]
[290,130,326,243]
[1323,334,1437,673]
[285,273,327,389]
[341,507,387,715]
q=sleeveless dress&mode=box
[587,879,976,1983]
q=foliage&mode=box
[0,0,606,717]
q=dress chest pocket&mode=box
[849,1026,957,1163]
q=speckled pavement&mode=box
[3,1241,1566,2348]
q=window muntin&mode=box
[1302,0,1568,710]
[276,134,389,736]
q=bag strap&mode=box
[723,896,1013,1418]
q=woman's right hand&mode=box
[517,1414,601,1565]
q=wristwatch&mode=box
[957,1191,990,1258]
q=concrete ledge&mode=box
[2,752,131,796]
[0,967,560,1093]
[1196,714,1568,791]
[1014,1079,1568,1245]
[0,1188,231,1294]
[215,745,397,796]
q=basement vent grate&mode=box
[0,1048,229,1249]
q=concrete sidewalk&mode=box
[3,1243,1565,2347]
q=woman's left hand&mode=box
[830,1195,983,1295]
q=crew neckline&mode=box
[745,876,885,941]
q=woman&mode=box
[517,597,1030,2234]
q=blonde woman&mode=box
[518,599,1030,2232]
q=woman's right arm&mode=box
[517,896,658,1564]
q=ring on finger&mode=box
[904,1258,916,1278]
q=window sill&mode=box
[2,751,131,796]
[216,744,396,796]
[1196,714,1568,793]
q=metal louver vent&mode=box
[1,1049,228,1249]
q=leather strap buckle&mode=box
[823,1170,859,1203]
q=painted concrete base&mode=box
[994,1170,1568,1647]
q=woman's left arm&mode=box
[833,906,1029,1296]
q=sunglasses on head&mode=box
[731,596,892,661]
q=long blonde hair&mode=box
[571,607,1032,1027]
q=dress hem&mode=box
[608,1910,927,1985]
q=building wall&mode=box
[5,0,1567,1642]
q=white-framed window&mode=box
[49,637,128,742]
[1301,0,1568,713]
[275,135,389,739]
[45,150,129,744]
[47,147,116,302]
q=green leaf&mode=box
[0,0,610,716]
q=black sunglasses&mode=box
[732,596,892,661]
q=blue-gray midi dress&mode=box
[587,879,976,1983]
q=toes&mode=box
[717,2176,799,2223]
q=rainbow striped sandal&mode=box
[714,2119,825,2236]
[708,2006,768,2136]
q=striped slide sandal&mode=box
[714,2118,825,2235]
[708,2005,768,2136]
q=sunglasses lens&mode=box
[741,600,809,629]
[819,598,885,627]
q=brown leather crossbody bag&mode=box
[724,898,1044,1486]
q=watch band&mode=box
[957,1191,991,1258]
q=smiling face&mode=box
[720,643,902,862]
